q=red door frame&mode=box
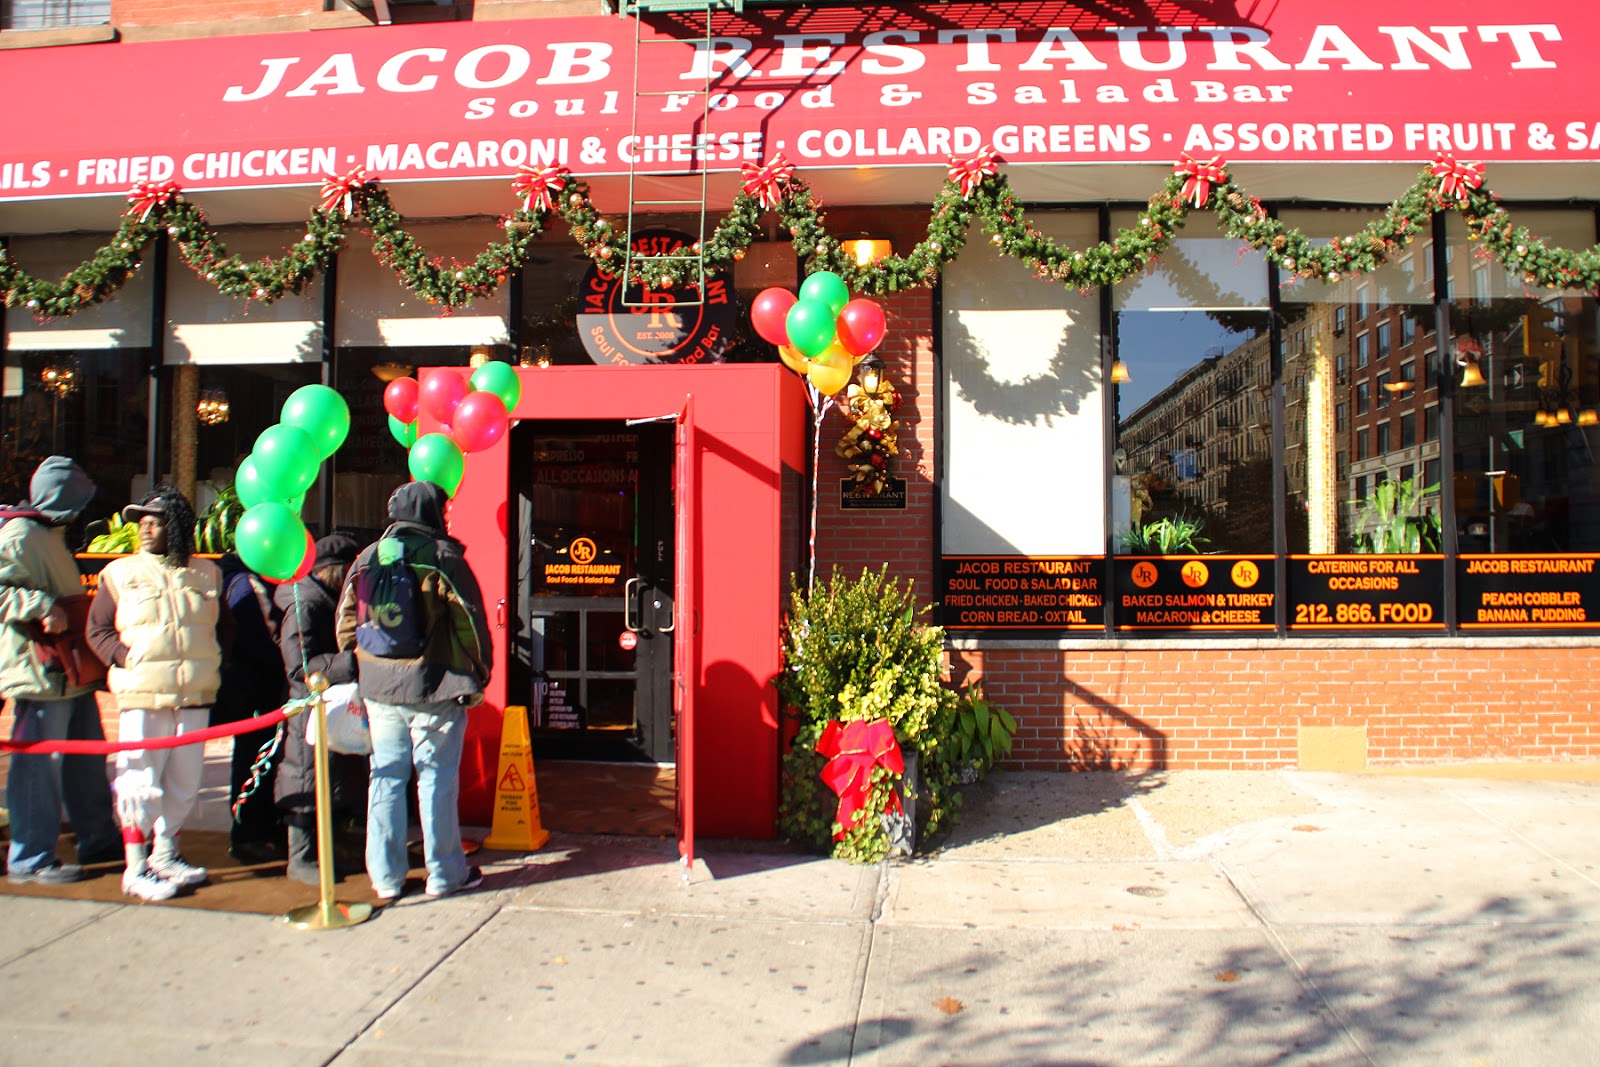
[434,363,808,840]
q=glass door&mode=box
[510,420,675,762]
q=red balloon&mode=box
[451,390,510,453]
[420,371,470,425]
[750,287,797,346]
[264,530,316,586]
[383,377,419,423]
[836,298,887,358]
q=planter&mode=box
[881,747,920,857]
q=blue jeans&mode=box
[365,698,469,897]
[7,693,121,874]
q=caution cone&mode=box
[482,705,550,852]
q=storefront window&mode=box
[942,210,1102,556]
[518,221,602,367]
[3,233,155,530]
[334,221,510,535]
[1446,211,1600,554]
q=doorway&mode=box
[510,419,676,765]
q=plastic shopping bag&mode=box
[305,681,372,756]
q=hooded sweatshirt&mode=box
[0,457,98,699]
[335,481,492,705]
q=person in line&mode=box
[274,532,362,884]
[213,551,289,865]
[0,457,122,884]
[87,485,231,902]
[336,481,492,902]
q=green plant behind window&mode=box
[1121,515,1209,554]
[1353,477,1441,553]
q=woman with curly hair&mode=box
[87,484,233,902]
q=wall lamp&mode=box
[839,234,894,268]
[857,353,886,394]
[1110,357,1131,384]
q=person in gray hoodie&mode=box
[0,457,121,884]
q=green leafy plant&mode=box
[1121,515,1209,554]
[1353,477,1442,553]
[775,566,961,864]
[954,681,1018,781]
[194,484,244,555]
[85,513,139,554]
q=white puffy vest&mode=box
[102,551,223,710]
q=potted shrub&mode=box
[774,565,962,863]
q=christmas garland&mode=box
[4,153,1600,321]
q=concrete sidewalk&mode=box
[0,766,1597,1066]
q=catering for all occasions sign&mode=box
[2,2,1598,200]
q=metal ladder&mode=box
[615,0,741,307]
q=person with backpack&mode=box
[0,456,122,885]
[87,484,232,902]
[274,532,363,884]
[336,481,491,902]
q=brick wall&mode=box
[944,642,1600,772]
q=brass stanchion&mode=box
[284,672,374,930]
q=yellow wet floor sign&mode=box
[483,705,550,852]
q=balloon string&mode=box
[806,382,834,592]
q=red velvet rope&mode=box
[0,703,303,755]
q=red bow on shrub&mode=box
[512,164,569,213]
[319,166,372,215]
[125,180,181,222]
[817,719,904,839]
[740,154,794,210]
[1430,153,1485,201]
[1174,153,1228,208]
[947,146,1000,199]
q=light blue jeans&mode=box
[7,693,121,874]
[364,698,469,897]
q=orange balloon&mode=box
[806,346,853,396]
[777,343,810,376]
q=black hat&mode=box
[120,495,170,523]
[313,533,360,568]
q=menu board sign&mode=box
[1288,555,1445,631]
[939,556,1105,630]
[1114,556,1275,631]
[1458,554,1600,629]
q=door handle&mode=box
[657,593,675,633]
[496,598,506,629]
[624,577,643,632]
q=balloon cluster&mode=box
[750,271,886,396]
[382,362,522,498]
[235,384,349,583]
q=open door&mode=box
[674,393,697,873]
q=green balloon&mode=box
[469,360,522,412]
[235,502,309,581]
[281,384,350,460]
[251,424,320,499]
[408,432,465,497]
[234,456,276,510]
[389,414,419,449]
[799,270,849,317]
[785,298,837,359]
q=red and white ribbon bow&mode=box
[511,164,569,214]
[1430,154,1486,201]
[947,145,1000,199]
[816,719,905,839]
[1174,153,1228,208]
[740,154,795,210]
[124,180,181,223]
[319,167,371,215]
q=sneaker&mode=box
[148,853,208,889]
[373,885,403,904]
[121,865,178,902]
[425,866,484,899]
[7,862,83,886]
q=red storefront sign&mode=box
[1,1,1596,201]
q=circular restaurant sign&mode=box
[577,227,737,366]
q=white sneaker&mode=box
[122,865,178,902]
[148,853,208,889]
